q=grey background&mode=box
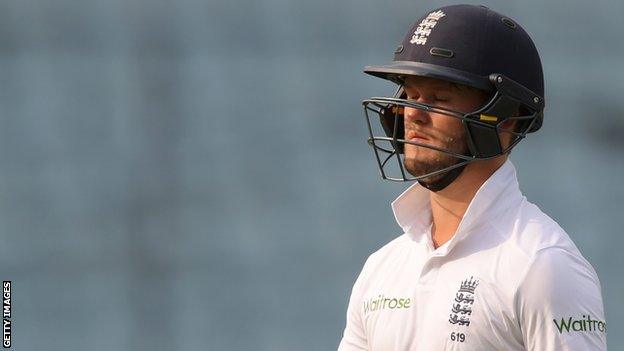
[0,0,622,350]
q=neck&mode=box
[429,156,507,248]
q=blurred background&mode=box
[0,0,621,350]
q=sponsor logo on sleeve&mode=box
[553,315,606,334]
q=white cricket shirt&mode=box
[339,161,606,350]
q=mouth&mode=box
[405,131,430,142]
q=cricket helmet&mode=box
[362,4,544,190]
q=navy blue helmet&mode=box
[362,4,545,190]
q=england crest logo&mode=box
[448,276,479,326]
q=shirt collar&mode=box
[391,160,523,253]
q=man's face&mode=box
[402,76,489,183]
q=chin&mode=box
[404,148,440,163]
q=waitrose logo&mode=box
[363,294,411,315]
[553,315,606,334]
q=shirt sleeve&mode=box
[516,247,607,350]
[338,267,368,351]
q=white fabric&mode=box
[338,160,606,350]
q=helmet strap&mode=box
[417,162,467,192]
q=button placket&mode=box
[418,255,442,285]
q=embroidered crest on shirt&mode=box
[448,276,479,326]
[410,10,445,45]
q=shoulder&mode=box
[362,233,412,269]
[354,233,413,283]
[509,199,601,287]
[494,198,601,295]
[506,202,606,348]
[517,246,602,300]
[504,198,585,261]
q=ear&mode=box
[500,118,516,130]
[501,106,523,131]
[498,116,519,150]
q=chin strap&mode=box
[418,162,467,192]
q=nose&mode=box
[404,105,430,126]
